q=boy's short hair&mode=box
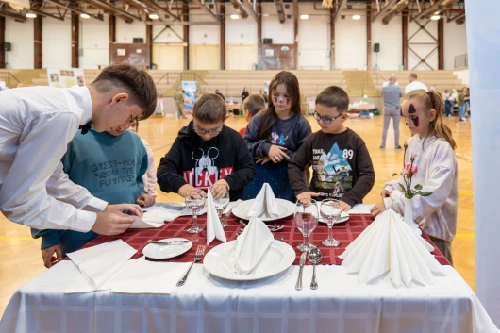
[92,63,157,120]
[192,93,226,124]
[315,86,349,112]
[243,94,265,117]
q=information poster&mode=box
[181,81,197,112]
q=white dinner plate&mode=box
[319,211,350,224]
[142,238,192,260]
[204,240,295,281]
[231,198,295,222]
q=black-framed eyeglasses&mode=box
[313,111,343,125]
[193,125,223,135]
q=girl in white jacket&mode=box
[371,90,458,264]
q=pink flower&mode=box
[411,165,418,175]
[401,164,410,176]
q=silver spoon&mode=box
[239,220,284,232]
[308,247,322,290]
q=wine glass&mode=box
[185,190,206,234]
[294,198,319,252]
[209,184,230,227]
[320,199,342,246]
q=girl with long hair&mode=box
[243,71,312,201]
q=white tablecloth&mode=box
[1,261,497,333]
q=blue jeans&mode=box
[444,100,453,116]
[459,105,466,119]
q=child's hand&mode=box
[381,190,391,199]
[211,179,229,199]
[256,157,272,165]
[370,203,386,217]
[42,244,62,268]
[137,194,156,207]
[268,145,290,163]
[107,204,143,217]
[178,184,198,198]
[340,201,351,212]
[296,192,320,201]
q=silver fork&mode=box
[176,245,206,287]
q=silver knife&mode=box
[148,239,199,245]
[295,252,307,291]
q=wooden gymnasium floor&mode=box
[0,112,474,317]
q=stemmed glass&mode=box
[320,199,342,246]
[294,198,319,252]
[185,190,206,234]
[209,184,230,227]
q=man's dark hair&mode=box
[315,86,349,112]
[193,93,226,124]
[92,63,157,120]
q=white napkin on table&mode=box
[234,216,275,275]
[339,209,445,288]
[130,206,183,229]
[223,199,242,215]
[248,183,279,218]
[66,240,137,291]
[206,191,227,245]
[103,260,191,294]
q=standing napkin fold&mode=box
[234,216,275,274]
[248,183,279,218]
[66,240,137,291]
[206,191,227,245]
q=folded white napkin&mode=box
[347,204,375,214]
[206,191,226,245]
[339,209,445,288]
[224,199,242,215]
[104,260,191,294]
[66,240,137,291]
[130,206,183,228]
[234,216,274,275]
[248,183,279,218]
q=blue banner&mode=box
[181,81,197,112]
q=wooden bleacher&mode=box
[371,70,465,93]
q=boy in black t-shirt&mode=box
[288,86,375,211]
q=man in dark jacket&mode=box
[158,93,256,200]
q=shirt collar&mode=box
[67,85,93,126]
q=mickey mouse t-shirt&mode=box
[288,128,375,207]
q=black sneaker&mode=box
[395,145,403,151]
[379,145,385,150]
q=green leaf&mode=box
[414,184,423,190]
[398,183,406,192]
[417,191,433,196]
[405,193,413,199]
[392,173,398,176]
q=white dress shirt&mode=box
[384,135,458,242]
[405,80,429,94]
[0,86,108,232]
[141,139,157,197]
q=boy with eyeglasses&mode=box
[158,93,256,200]
[288,86,375,211]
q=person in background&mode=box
[458,87,466,121]
[242,87,250,103]
[258,89,269,104]
[289,86,375,211]
[380,74,403,150]
[464,87,470,119]
[32,124,153,267]
[442,89,452,117]
[174,86,187,119]
[243,71,312,201]
[158,93,256,201]
[239,94,265,136]
[371,90,458,265]
[215,89,225,101]
[155,94,164,116]
[300,90,308,116]
[405,73,428,94]
[129,119,157,199]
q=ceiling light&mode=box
[300,14,309,20]
[352,14,361,20]
[149,12,159,20]
[26,12,37,18]
[230,14,240,20]
[431,15,441,20]
[80,13,91,19]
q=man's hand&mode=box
[178,184,198,198]
[136,194,156,207]
[340,201,351,212]
[268,145,290,163]
[92,211,135,235]
[370,203,386,217]
[106,204,143,218]
[42,244,62,268]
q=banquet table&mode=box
[1,210,497,333]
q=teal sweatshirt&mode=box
[31,129,147,253]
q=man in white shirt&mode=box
[405,73,428,94]
[0,63,158,236]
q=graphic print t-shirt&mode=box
[288,129,375,206]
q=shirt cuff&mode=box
[84,197,108,212]
[73,209,97,233]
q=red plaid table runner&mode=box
[83,213,451,266]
